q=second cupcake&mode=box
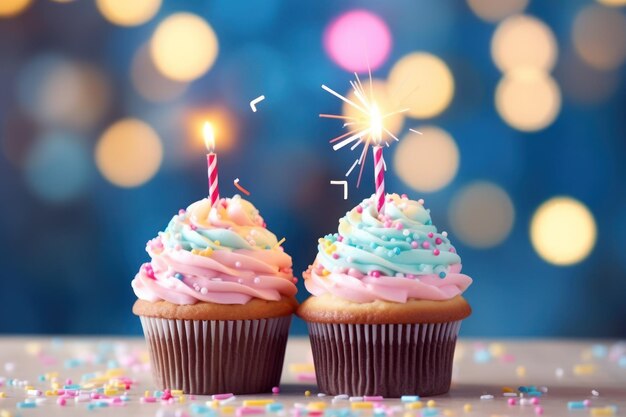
[132,195,298,395]
[298,193,472,397]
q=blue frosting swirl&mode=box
[316,194,461,277]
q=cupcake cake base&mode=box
[299,295,471,397]
[134,297,296,395]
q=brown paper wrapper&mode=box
[139,316,291,395]
[307,320,462,397]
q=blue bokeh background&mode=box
[1,0,625,337]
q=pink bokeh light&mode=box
[323,9,392,73]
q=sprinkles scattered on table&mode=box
[0,340,624,416]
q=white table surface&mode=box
[0,337,624,416]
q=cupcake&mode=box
[298,193,472,397]
[132,195,298,395]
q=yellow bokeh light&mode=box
[150,13,219,82]
[387,53,455,119]
[393,126,459,192]
[467,0,528,22]
[491,14,557,72]
[449,182,515,248]
[596,0,626,6]
[0,0,31,17]
[530,197,597,266]
[95,119,163,188]
[131,43,188,103]
[495,69,561,132]
[96,0,161,27]
[184,107,238,154]
[573,5,626,71]
[342,79,404,138]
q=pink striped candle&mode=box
[204,122,220,206]
[373,145,385,212]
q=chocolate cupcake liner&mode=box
[139,316,291,395]
[307,320,462,397]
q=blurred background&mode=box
[1,0,625,337]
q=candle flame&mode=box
[203,122,215,153]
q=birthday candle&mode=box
[203,122,220,207]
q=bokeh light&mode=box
[530,197,597,266]
[393,126,459,192]
[573,5,626,71]
[596,0,626,7]
[387,52,455,119]
[559,51,619,104]
[323,9,392,73]
[491,14,557,72]
[449,182,515,248]
[95,119,163,188]
[96,0,161,27]
[495,69,561,132]
[0,0,31,17]
[131,43,188,103]
[183,106,238,154]
[467,0,528,22]
[18,55,111,131]
[150,13,219,82]
[341,79,405,137]
[25,132,91,203]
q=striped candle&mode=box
[203,122,220,206]
[373,145,385,213]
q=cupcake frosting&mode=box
[304,193,472,303]
[132,195,297,305]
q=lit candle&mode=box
[203,122,219,207]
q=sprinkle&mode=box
[304,390,311,397]
[507,398,516,406]
[267,403,284,412]
[411,241,419,249]
[480,395,494,400]
[405,402,423,410]
[422,409,438,417]
[401,396,420,402]
[221,406,236,414]
[463,404,472,412]
[364,396,384,401]
[200,287,208,295]
[567,401,586,409]
[212,393,234,400]
[435,238,442,245]
[234,178,251,196]
[271,387,280,394]
[371,271,381,278]
[590,406,617,416]
[243,400,274,406]
[534,406,544,415]
[433,249,440,256]
[422,241,431,249]
[0,410,12,417]
[516,366,526,377]
[16,402,36,409]
[351,402,373,410]
[530,397,540,405]
[237,406,265,416]
[584,400,592,407]
[426,400,436,408]
[555,368,564,378]
[573,364,596,375]
[308,402,326,410]
[418,199,424,205]
[349,396,363,402]
[592,389,600,396]
[334,395,349,400]
[273,237,286,249]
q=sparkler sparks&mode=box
[320,71,410,187]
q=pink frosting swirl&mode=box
[132,196,297,305]
[304,259,472,303]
